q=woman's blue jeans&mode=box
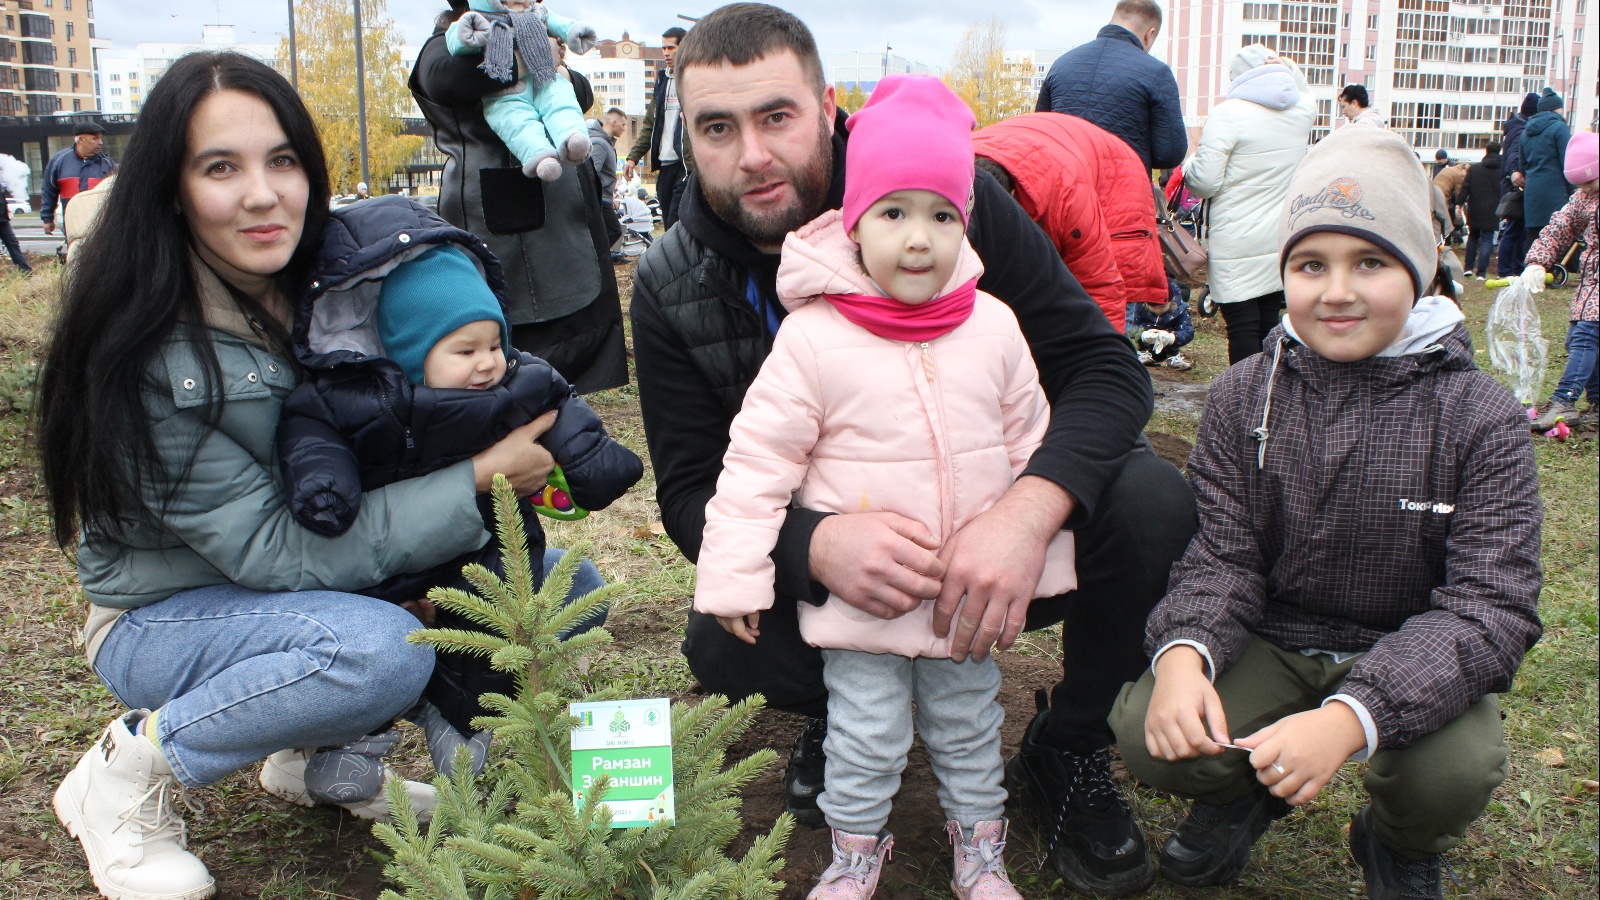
[1552,319,1599,406]
[92,549,605,786]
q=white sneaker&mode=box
[53,712,216,900]
[1163,353,1193,371]
[259,748,436,824]
[1137,350,1155,365]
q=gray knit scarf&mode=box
[477,8,556,89]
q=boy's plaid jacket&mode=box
[1149,322,1542,750]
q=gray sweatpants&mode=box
[818,649,1007,835]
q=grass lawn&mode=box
[0,262,1593,899]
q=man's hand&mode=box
[624,159,638,180]
[931,476,1073,662]
[716,611,760,645]
[1511,171,1525,189]
[809,511,944,620]
[1235,703,1366,806]
[1145,645,1228,761]
[43,221,54,235]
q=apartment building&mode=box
[1162,0,1595,157]
[0,0,96,117]
[828,50,939,91]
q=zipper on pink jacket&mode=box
[920,341,956,542]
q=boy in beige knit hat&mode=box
[1108,124,1542,899]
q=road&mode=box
[7,215,66,259]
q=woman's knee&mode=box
[311,596,434,715]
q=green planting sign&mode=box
[570,698,675,828]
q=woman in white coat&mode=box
[1184,45,1316,363]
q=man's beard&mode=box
[699,116,834,247]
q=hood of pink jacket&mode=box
[775,209,986,312]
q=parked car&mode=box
[7,195,30,217]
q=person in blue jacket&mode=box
[1035,0,1187,171]
[1126,280,1196,371]
[1515,87,1574,249]
[40,121,115,235]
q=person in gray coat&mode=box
[410,2,629,393]
[588,107,628,254]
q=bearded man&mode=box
[629,6,1196,895]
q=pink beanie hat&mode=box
[1565,131,1598,184]
[842,74,977,233]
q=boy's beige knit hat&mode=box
[1279,125,1438,299]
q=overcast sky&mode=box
[96,0,1117,72]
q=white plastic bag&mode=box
[1485,279,1548,406]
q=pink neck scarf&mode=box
[824,278,977,343]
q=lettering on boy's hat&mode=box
[1279,126,1437,300]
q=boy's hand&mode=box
[716,612,760,645]
[1236,703,1366,806]
[1146,645,1230,761]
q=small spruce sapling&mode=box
[375,475,793,899]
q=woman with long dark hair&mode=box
[36,52,555,900]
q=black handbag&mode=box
[1495,189,1524,220]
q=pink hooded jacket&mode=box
[693,212,1077,658]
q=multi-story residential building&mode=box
[1000,48,1073,103]
[567,47,648,117]
[1162,0,1595,156]
[93,44,139,114]
[127,24,280,94]
[828,49,939,91]
[0,0,97,117]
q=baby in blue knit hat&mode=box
[277,221,642,787]
[376,244,512,389]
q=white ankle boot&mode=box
[53,711,216,900]
[259,747,437,823]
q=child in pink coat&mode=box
[693,75,1075,900]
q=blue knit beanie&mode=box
[377,244,508,384]
[1536,87,1563,113]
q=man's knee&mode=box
[1099,445,1197,551]
[681,610,827,717]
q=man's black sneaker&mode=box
[1159,788,1291,886]
[1350,805,1445,899]
[1005,691,1155,897]
[784,716,827,829]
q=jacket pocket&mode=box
[166,340,294,410]
[479,167,546,234]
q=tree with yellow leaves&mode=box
[945,18,1033,128]
[836,82,870,114]
[279,0,421,195]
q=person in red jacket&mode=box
[973,113,1165,332]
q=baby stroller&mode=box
[618,189,655,259]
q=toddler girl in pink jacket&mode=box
[693,75,1075,900]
